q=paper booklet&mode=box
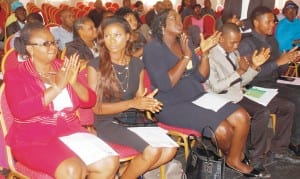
[128,127,179,148]
[59,132,118,165]
[243,86,278,106]
[192,93,231,112]
[277,77,300,86]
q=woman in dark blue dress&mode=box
[143,9,264,177]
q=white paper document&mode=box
[59,132,118,165]
[243,86,278,106]
[128,127,179,148]
[192,93,231,112]
[277,77,300,86]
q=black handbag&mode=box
[186,126,225,179]
[113,110,158,127]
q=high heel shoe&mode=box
[226,163,271,178]
[241,154,251,166]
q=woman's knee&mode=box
[142,146,162,161]
[88,156,120,174]
[227,108,251,126]
[55,157,87,179]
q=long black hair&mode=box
[96,16,132,103]
[151,9,171,42]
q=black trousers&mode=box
[238,96,294,160]
[254,81,300,145]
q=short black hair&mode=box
[220,23,240,35]
[250,6,273,25]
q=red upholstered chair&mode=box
[202,14,216,38]
[1,48,19,73]
[143,70,201,160]
[4,35,14,53]
[0,84,53,179]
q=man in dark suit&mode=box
[145,1,163,27]
[238,6,300,159]
[222,0,275,30]
[6,6,26,38]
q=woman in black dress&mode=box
[87,16,177,179]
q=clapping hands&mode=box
[55,53,80,89]
[133,89,163,113]
[251,48,270,69]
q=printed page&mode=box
[128,127,179,148]
[192,93,231,112]
[244,86,278,106]
[59,132,118,165]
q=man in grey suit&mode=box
[205,23,298,173]
[222,0,275,30]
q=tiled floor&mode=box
[175,146,300,179]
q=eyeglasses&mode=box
[28,40,59,48]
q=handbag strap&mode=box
[187,134,211,159]
[201,126,221,155]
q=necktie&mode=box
[226,53,237,70]
[225,52,241,86]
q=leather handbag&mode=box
[186,126,225,179]
[113,110,158,127]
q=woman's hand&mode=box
[68,54,80,85]
[55,54,80,89]
[251,48,270,70]
[179,33,192,58]
[200,31,221,54]
[131,89,163,113]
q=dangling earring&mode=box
[162,27,165,35]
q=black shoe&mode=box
[242,154,251,166]
[289,143,300,156]
[270,151,300,164]
[226,163,271,178]
[252,158,267,172]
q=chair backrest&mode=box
[0,84,15,171]
[0,84,53,179]
[1,48,19,73]
[4,34,14,53]
[45,23,59,29]
[202,14,216,38]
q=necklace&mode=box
[38,71,56,78]
[113,64,130,93]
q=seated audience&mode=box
[5,1,23,29]
[10,12,44,52]
[6,4,26,38]
[200,0,215,17]
[162,0,173,10]
[183,4,203,46]
[133,1,145,17]
[238,6,300,157]
[222,0,275,31]
[87,0,106,28]
[4,22,119,179]
[179,0,194,22]
[50,9,75,51]
[275,1,300,53]
[145,1,163,27]
[143,9,264,177]
[66,17,98,69]
[115,7,151,58]
[183,4,203,33]
[87,16,177,179]
[205,23,297,173]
